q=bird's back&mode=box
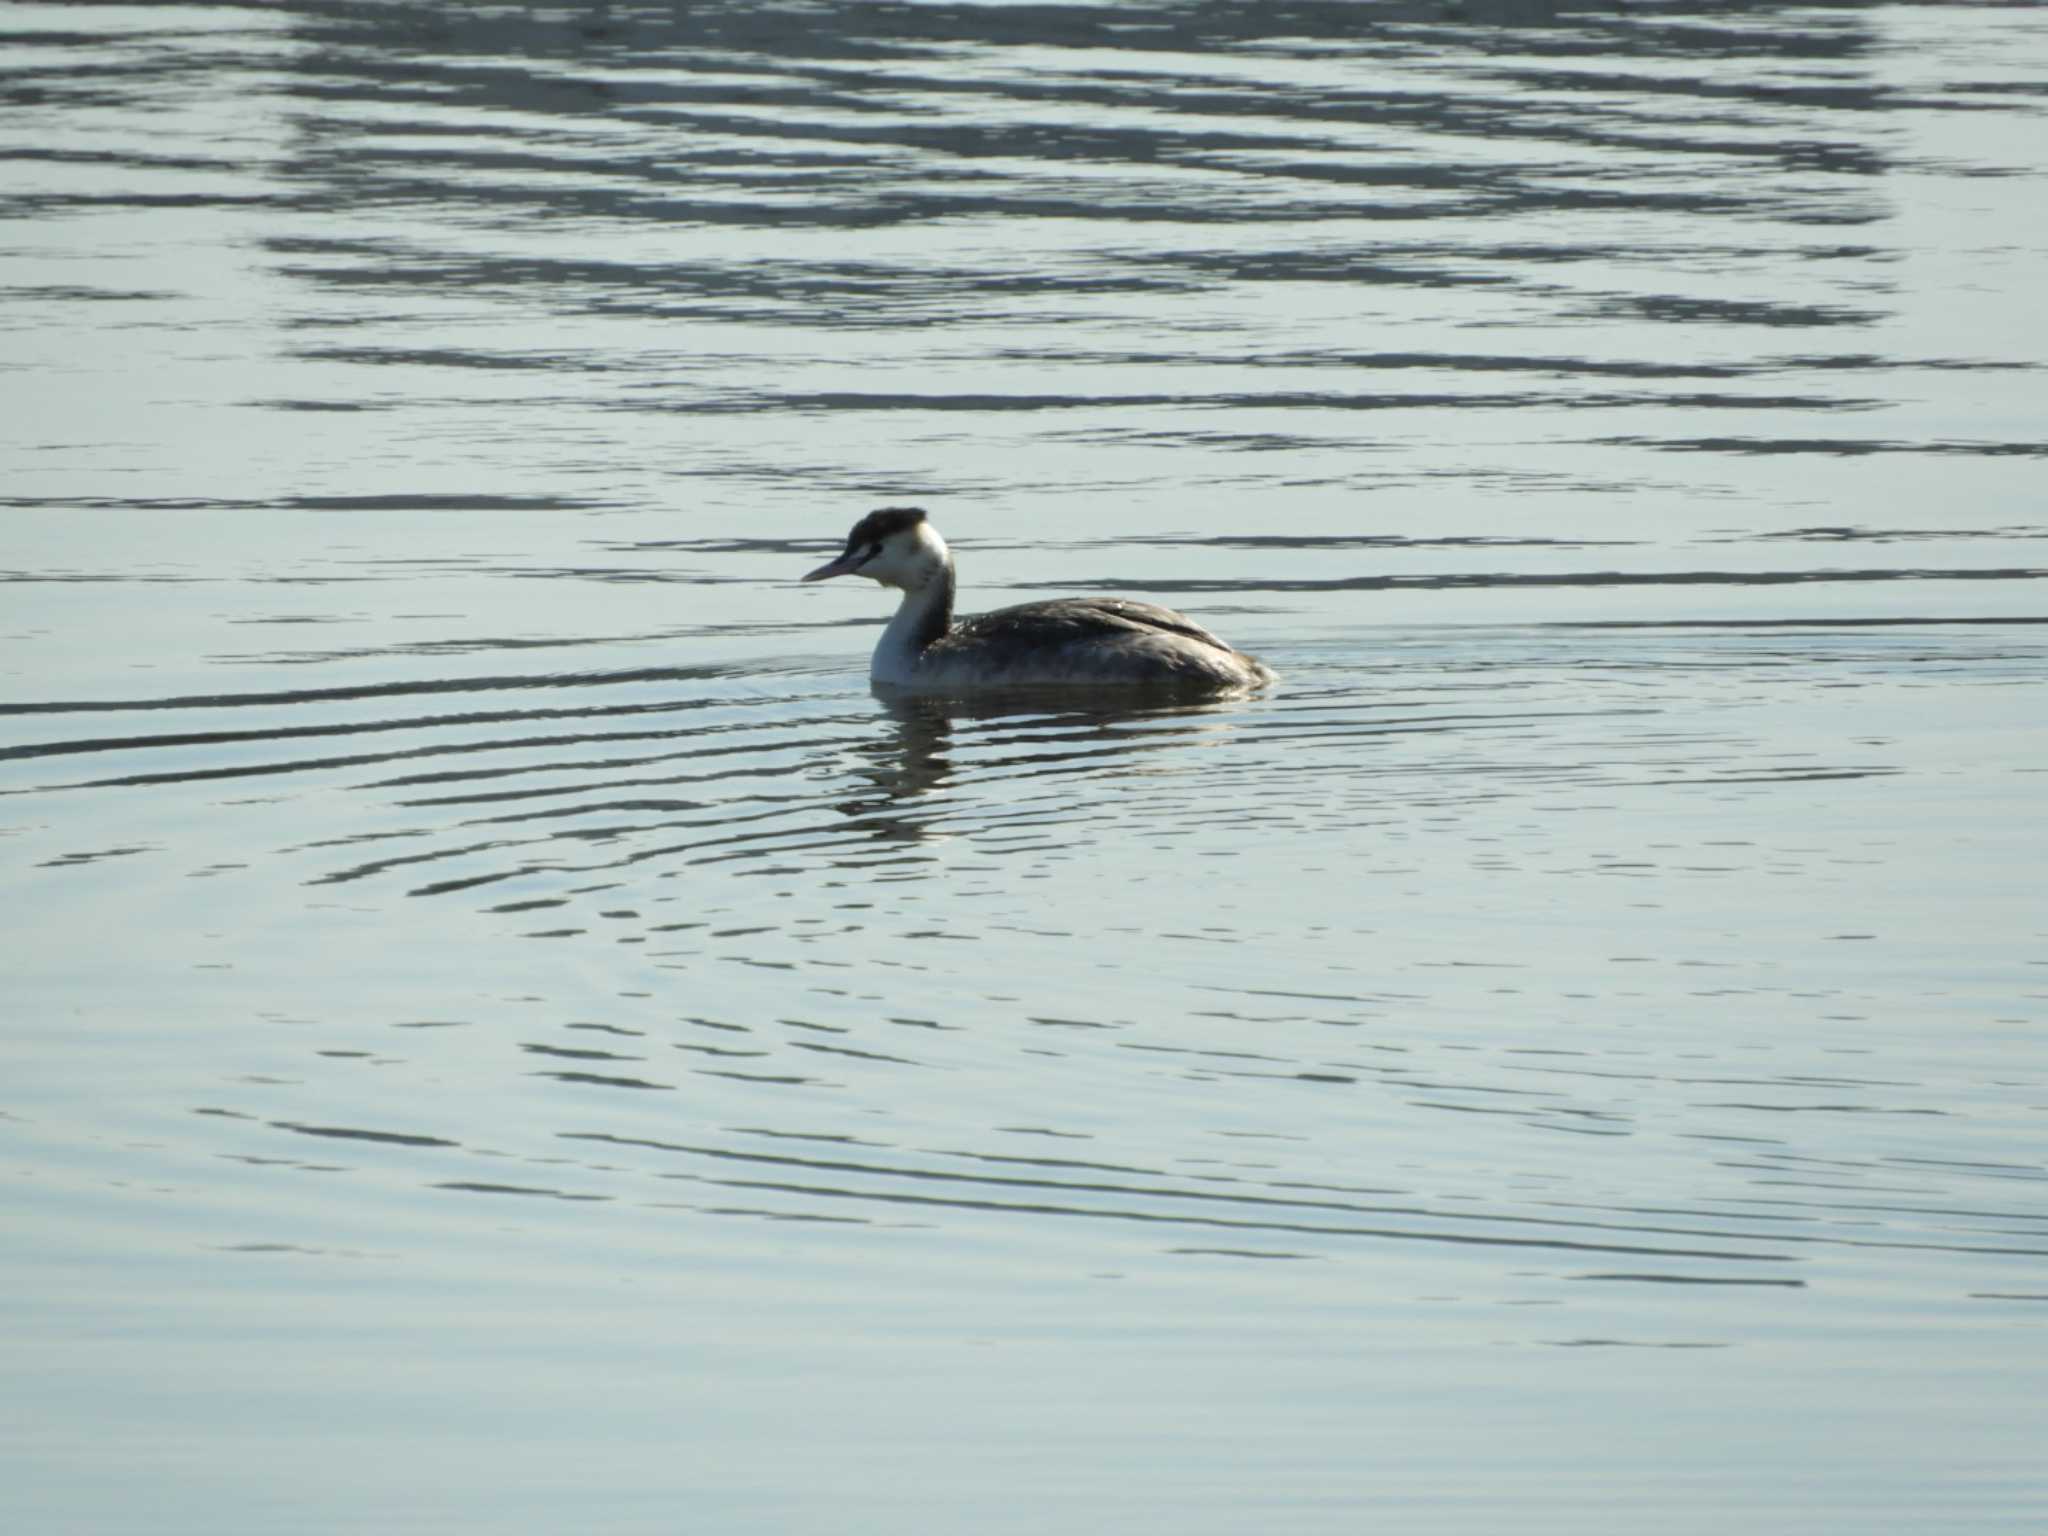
[922,598,1271,689]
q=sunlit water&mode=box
[4,3,2045,1531]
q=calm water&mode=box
[4,2,2046,1530]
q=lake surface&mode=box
[3,2,2045,1530]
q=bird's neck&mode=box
[872,560,955,684]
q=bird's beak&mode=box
[800,551,862,583]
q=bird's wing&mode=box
[953,598,1236,654]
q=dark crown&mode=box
[845,506,928,548]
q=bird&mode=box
[801,506,1275,694]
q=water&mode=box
[4,2,2046,1530]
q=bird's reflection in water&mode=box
[832,686,1257,845]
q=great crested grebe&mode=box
[801,506,1276,693]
